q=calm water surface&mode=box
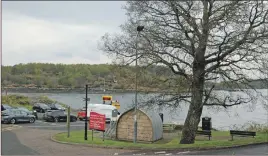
[9,89,268,130]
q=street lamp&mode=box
[134,25,144,143]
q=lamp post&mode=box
[134,25,144,143]
[84,84,90,141]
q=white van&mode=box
[77,104,120,122]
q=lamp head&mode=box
[137,26,144,32]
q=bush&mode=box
[2,94,70,110]
[231,121,268,133]
[37,96,56,104]
[2,95,32,106]
[243,121,268,133]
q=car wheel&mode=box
[29,118,35,123]
[79,118,83,121]
[10,118,16,124]
[54,117,59,122]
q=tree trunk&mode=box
[180,61,205,144]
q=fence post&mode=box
[67,106,70,138]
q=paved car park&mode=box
[1,124,22,132]
[4,120,87,131]
[1,127,131,155]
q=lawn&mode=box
[53,130,268,149]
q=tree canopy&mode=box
[100,0,268,144]
[2,63,188,92]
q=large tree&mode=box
[100,0,268,144]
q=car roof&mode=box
[86,104,117,109]
[36,103,50,106]
[17,107,29,110]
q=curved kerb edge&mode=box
[50,132,268,152]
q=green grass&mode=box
[2,95,34,110]
[53,130,268,149]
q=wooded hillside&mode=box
[1,63,187,92]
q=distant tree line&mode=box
[1,63,188,92]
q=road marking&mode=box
[25,124,85,128]
[114,153,118,155]
[155,151,166,154]
[165,153,172,155]
[1,125,22,131]
[177,151,190,155]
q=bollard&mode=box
[67,106,71,138]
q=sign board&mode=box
[102,96,112,101]
[83,98,90,101]
[111,101,120,110]
[89,112,106,131]
[112,109,118,117]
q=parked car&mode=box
[44,110,77,122]
[47,103,66,111]
[1,104,13,111]
[32,103,51,113]
[16,107,33,115]
[1,109,36,124]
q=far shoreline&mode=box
[1,87,136,94]
[2,87,266,95]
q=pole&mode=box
[92,130,93,141]
[84,84,88,141]
[104,79,105,92]
[67,106,70,138]
[134,31,140,143]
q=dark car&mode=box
[47,104,66,111]
[44,110,77,122]
[1,109,36,124]
[1,104,13,111]
[32,103,51,113]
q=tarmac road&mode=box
[1,130,39,155]
[14,120,111,131]
[119,144,268,155]
[189,144,268,155]
[20,120,87,131]
[1,120,127,155]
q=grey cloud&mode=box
[2,1,127,26]
[2,1,125,65]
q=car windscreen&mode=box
[55,104,64,109]
[3,105,12,109]
[39,104,51,109]
[18,107,29,111]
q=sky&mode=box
[2,1,127,66]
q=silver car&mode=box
[1,109,36,124]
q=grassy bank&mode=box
[1,94,70,111]
[53,130,267,149]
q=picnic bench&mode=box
[230,130,256,141]
[196,130,212,140]
[163,124,176,132]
